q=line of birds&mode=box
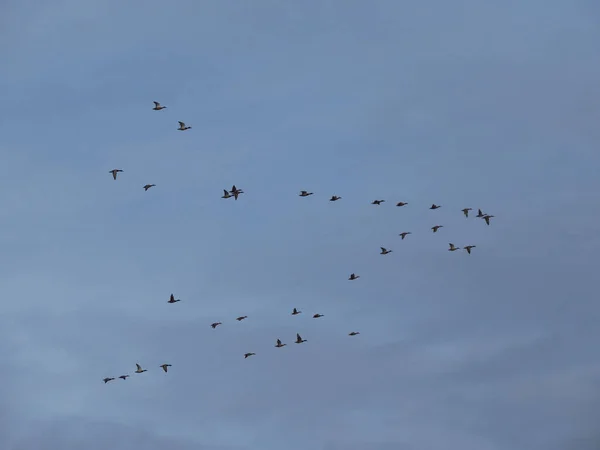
[103,303,361,383]
[102,101,495,383]
[103,363,172,384]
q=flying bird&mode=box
[299,190,313,197]
[462,208,472,217]
[244,352,256,359]
[295,333,307,344]
[371,199,385,205]
[464,245,476,254]
[109,169,123,180]
[476,209,485,218]
[222,189,233,199]
[431,225,443,233]
[399,232,412,240]
[143,184,156,191]
[448,243,459,252]
[430,204,441,210]
[160,364,172,373]
[134,364,147,374]
[329,195,341,201]
[313,313,324,319]
[152,101,166,110]
[348,332,360,336]
[380,247,392,255]
[348,273,360,280]
[396,202,408,207]
[211,322,222,329]
[118,375,129,380]
[103,377,115,384]
[291,308,301,316]
[236,316,248,321]
[275,339,286,348]
[177,121,191,131]
[168,294,180,304]
[483,214,494,225]
[230,185,244,200]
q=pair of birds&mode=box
[108,169,156,191]
[275,333,308,348]
[211,315,248,329]
[291,308,324,318]
[448,243,477,254]
[103,363,172,383]
[152,101,192,131]
[222,185,244,200]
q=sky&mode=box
[0,0,599,449]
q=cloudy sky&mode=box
[1,0,599,449]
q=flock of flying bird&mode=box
[102,100,495,384]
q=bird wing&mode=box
[296,333,302,340]
[170,294,174,302]
[277,339,282,345]
[136,364,142,371]
[178,121,185,127]
[161,365,168,372]
[153,101,160,107]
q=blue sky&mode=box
[1,1,599,449]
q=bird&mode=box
[476,209,485,218]
[103,377,115,384]
[348,273,360,280]
[430,204,441,209]
[448,243,459,251]
[483,214,494,225]
[399,232,412,240]
[244,352,256,359]
[152,101,166,110]
[118,375,129,380]
[464,245,476,254]
[348,332,360,336]
[295,333,307,344]
[461,208,472,217]
[291,308,301,315]
[168,294,180,304]
[230,185,244,200]
[329,195,341,201]
[313,313,324,318]
[143,184,156,191]
[134,364,147,374]
[236,315,248,321]
[211,322,222,329]
[222,189,233,199]
[109,169,123,180]
[380,247,392,255]
[159,364,172,373]
[299,190,313,197]
[275,339,286,348]
[371,199,385,205]
[177,121,191,131]
[431,225,443,233]
[396,202,408,207]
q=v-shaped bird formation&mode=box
[102,101,496,383]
